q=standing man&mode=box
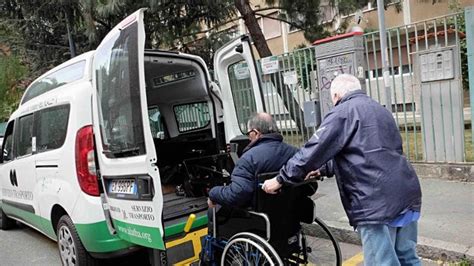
[263,74,422,265]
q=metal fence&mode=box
[231,10,472,163]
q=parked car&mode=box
[0,8,266,265]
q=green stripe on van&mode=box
[113,219,165,250]
[2,202,209,253]
[1,202,56,238]
[1,203,134,253]
[114,219,165,250]
[75,221,136,252]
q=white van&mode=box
[0,9,266,265]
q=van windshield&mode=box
[95,22,145,158]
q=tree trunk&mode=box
[234,0,271,58]
[63,5,76,58]
[234,0,305,133]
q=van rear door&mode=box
[213,36,265,142]
[91,9,165,250]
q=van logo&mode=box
[9,169,18,187]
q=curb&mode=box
[413,163,474,182]
[302,222,474,264]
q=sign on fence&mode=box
[283,71,298,85]
[260,56,279,74]
[233,62,250,80]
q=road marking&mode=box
[342,252,364,266]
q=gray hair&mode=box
[247,112,279,134]
[330,74,361,98]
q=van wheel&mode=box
[57,215,98,266]
[0,207,15,230]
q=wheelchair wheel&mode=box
[301,217,342,266]
[221,232,283,266]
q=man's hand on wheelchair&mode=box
[207,198,217,208]
[305,169,322,180]
[262,177,282,194]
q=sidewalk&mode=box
[305,177,474,263]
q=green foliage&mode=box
[279,0,400,42]
[0,0,236,111]
[277,0,330,43]
[0,54,28,121]
[185,30,236,67]
[447,0,468,91]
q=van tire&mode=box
[0,207,15,230]
[57,215,98,266]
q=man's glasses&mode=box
[245,129,256,136]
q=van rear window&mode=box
[95,21,145,158]
[228,61,257,133]
[22,61,85,105]
[174,102,210,132]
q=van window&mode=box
[148,107,165,138]
[174,102,210,132]
[0,122,6,138]
[22,61,86,104]
[16,114,34,157]
[1,121,15,163]
[228,61,257,133]
[95,22,145,158]
[36,105,70,153]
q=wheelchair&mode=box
[200,172,342,265]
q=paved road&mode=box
[314,178,474,248]
[0,222,439,265]
[0,223,148,266]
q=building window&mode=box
[245,12,282,39]
[262,13,281,39]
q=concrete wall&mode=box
[410,0,472,22]
[412,163,474,182]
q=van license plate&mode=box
[109,179,137,195]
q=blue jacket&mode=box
[209,133,298,208]
[279,90,422,226]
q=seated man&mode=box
[207,112,298,208]
[204,113,332,259]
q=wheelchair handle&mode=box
[212,208,217,238]
[258,182,282,194]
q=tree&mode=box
[0,0,239,119]
[0,0,403,123]
[0,53,28,121]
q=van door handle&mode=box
[9,169,13,186]
[13,170,18,186]
[9,169,17,187]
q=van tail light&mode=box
[75,125,100,196]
